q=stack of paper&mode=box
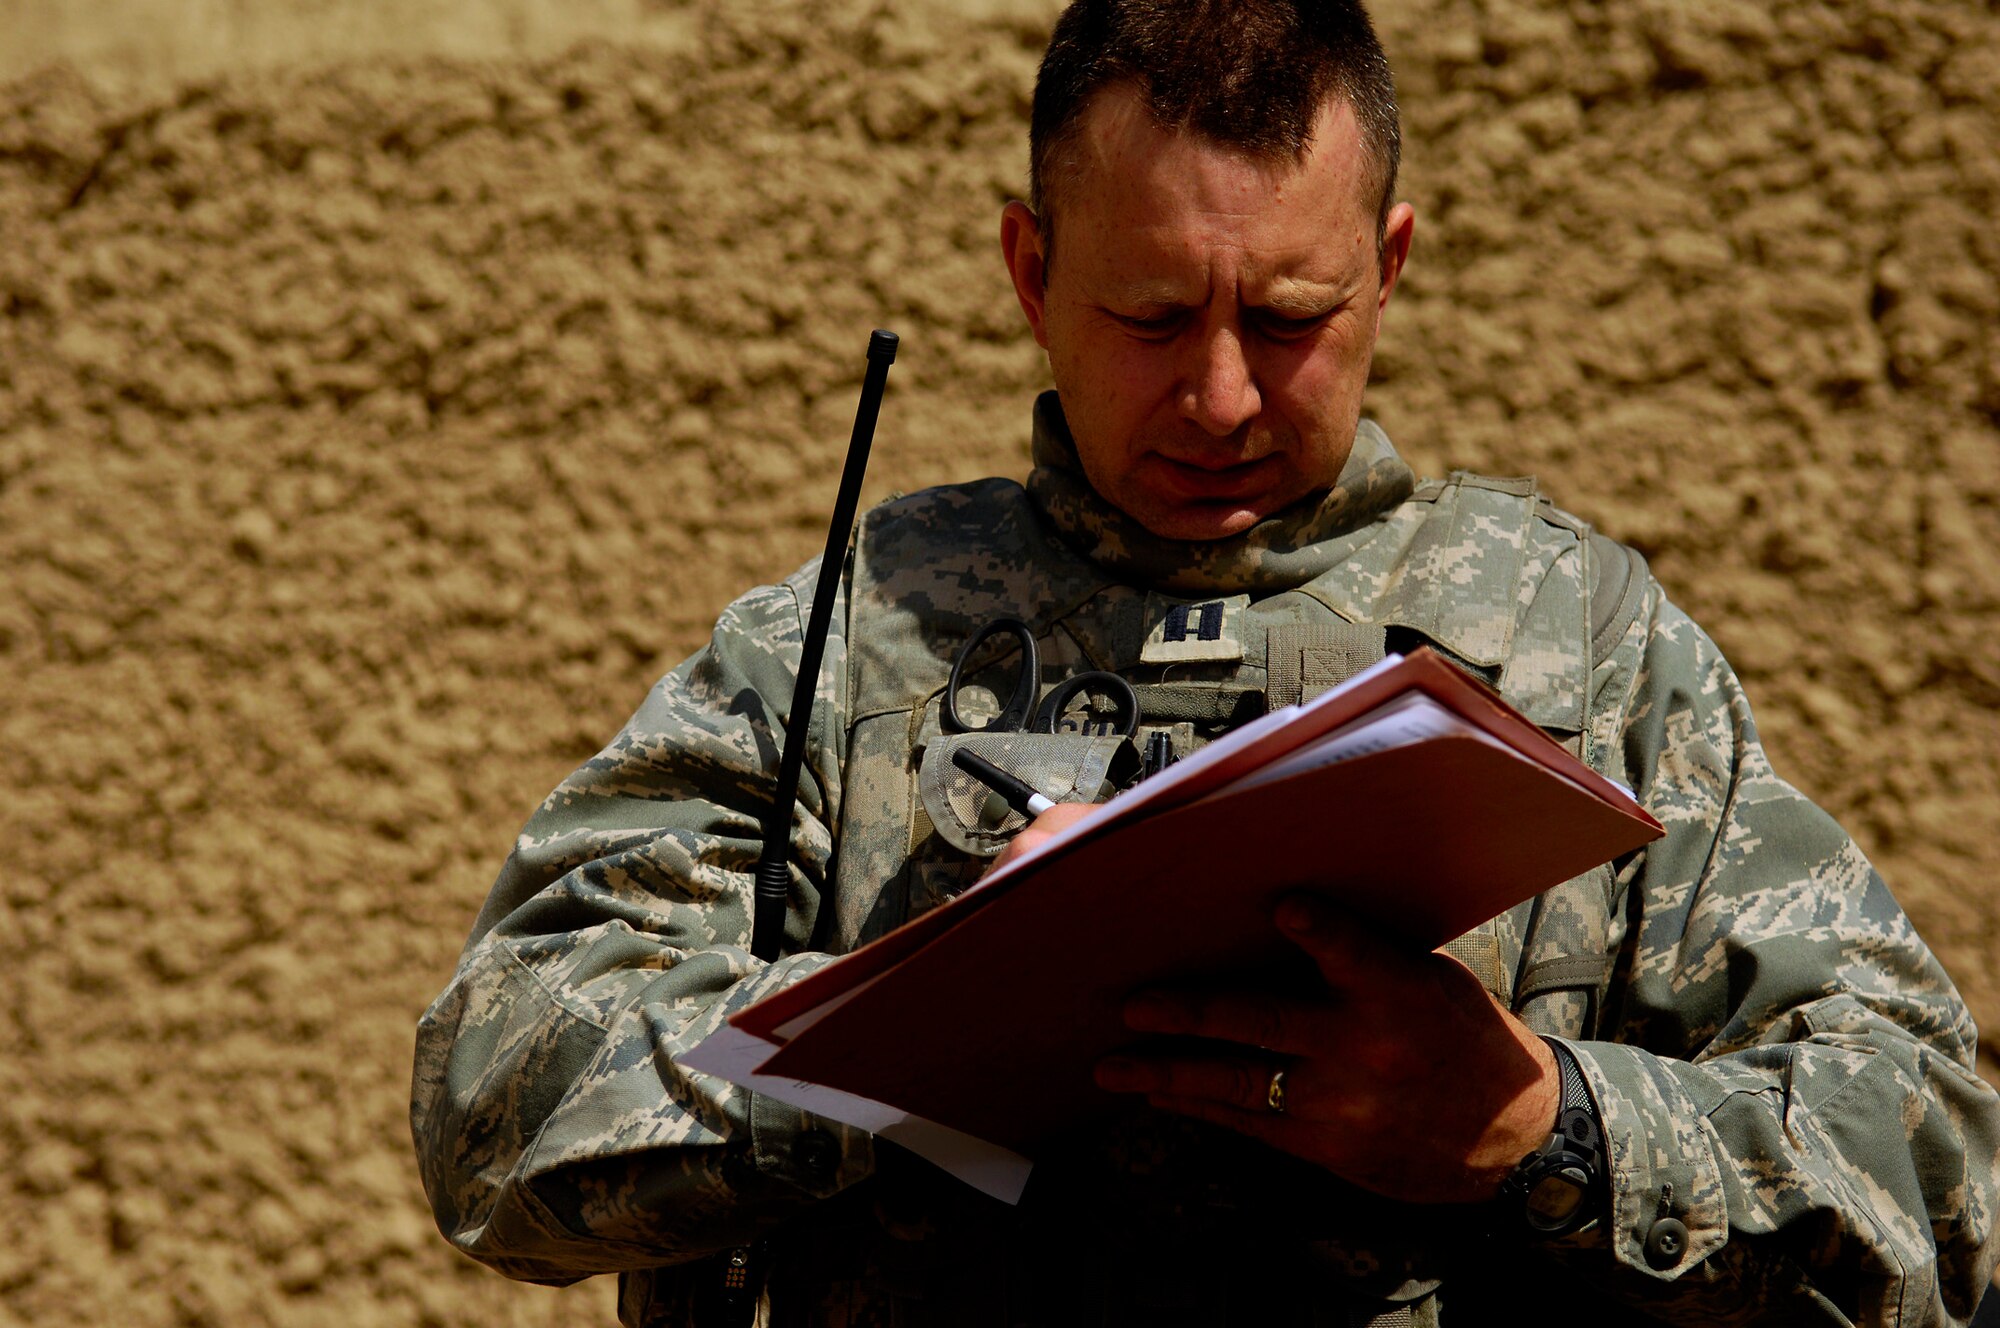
[685,649,1663,1202]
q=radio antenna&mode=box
[750,329,898,962]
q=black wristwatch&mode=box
[1498,1040,1604,1237]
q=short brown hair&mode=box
[1029,0,1400,258]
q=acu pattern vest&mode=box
[699,464,1655,1328]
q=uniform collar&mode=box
[1025,391,1416,596]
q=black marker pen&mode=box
[951,749,1056,817]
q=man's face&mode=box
[1002,85,1415,541]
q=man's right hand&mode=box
[989,800,1106,872]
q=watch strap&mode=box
[1548,1039,1603,1166]
[1551,1039,1593,1121]
[1498,1039,1605,1236]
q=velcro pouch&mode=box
[918,731,1135,858]
[1265,622,1386,712]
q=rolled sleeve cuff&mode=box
[1559,1038,1731,1280]
[723,955,876,1199]
[749,1090,874,1197]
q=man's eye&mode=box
[1255,310,1332,340]
[1114,311,1186,338]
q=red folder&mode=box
[734,650,1662,1155]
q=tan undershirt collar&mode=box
[1025,390,1416,596]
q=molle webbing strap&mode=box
[1515,954,1614,1005]
[1129,683,1266,729]
[1264,623,1387,712]
[907,796,934,856]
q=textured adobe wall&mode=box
[1,1,1996,1323]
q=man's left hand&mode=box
[1093,894,1561,1206]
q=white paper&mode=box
[1225,690,1502,790]
[770,969,890,1041]
[1233,689,1641,810]
[957,652,1413,898]
[683,1025,1035,1205]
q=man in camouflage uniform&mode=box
[411,1,2000,1323]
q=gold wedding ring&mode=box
[1266,1067,1288,1115]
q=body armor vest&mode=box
[628,462,1654,1327]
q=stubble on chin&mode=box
[1118,488,1277,542]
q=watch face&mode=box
[1524,1166,1589,1231]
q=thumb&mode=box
[990,799,1103,872]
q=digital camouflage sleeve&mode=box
[1547,582,1999,1323]
[410,561,877,1282]
[410,471,1999,1323]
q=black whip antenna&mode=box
[750,329,897,963]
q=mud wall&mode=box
[1,1,1996,1324]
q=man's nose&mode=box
[1179,324,1261,436]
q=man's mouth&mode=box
[1149,453,1278,501]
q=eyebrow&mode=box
[1105,281,1202,311]
[1103,276,1353,315]
[1249,278,1350,315]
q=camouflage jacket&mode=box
[412,393,2000,1326]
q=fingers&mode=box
[1144,1093,1287,1147]
[1096,1055,1345,1161]
[989,800,1105,872]
[1122,989,1320,1054]
[1095,1052,1278,1112]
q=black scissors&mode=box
[941,616,1140,739]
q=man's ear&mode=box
[1000,200,1052,350]
[1376,201,1416,315]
